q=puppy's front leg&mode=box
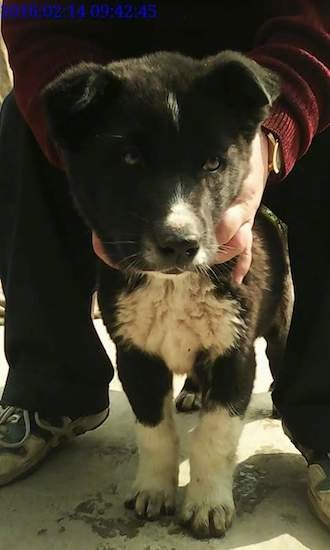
[116,346,179,520]
[182,348,256,538]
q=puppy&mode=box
[43,51,293,538]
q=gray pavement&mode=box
[0,321,328,550]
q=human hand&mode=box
[214,130,270,284]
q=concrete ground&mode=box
[0,321,329,550]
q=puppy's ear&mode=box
[199,51,280,129]
[42,62,122,150]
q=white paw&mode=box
[181,491,235,538]
[125,486,176,520]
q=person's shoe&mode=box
[0,404,109,486]
[282,420,330,529]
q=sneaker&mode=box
[282,420,330,529]
[0,404,109,486]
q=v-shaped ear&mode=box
[42,62,122,150]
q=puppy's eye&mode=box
[203,157,221,172]
[122,149,141,166]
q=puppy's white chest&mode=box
[114,274,242,374]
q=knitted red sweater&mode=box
[1,0,329,178]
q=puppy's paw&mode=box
[125,488,176,520]
[181,495,235,538]
[175,389,202,413]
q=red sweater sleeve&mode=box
[249,1,330,179]
[2,0,329,176]
[1,1,110,167]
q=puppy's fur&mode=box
[43,51,293,539]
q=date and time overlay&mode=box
[0,1,158,19]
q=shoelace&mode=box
[0,405,74,448]
[0,405,31,448]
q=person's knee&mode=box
[0,91,23,135]
[0,91,16,115]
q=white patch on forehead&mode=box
[113,273,243,375]
[167,91,179,130]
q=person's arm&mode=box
[249,0,330,179]
[216,0,330,283]
[1,0,110,167]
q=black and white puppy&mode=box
[43,51,293,539]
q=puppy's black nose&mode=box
[156,235,200,262]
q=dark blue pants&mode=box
[0,93,113,417]
[263,127,330,453]
[0,92,329,452]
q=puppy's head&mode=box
[43,51,279,275]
